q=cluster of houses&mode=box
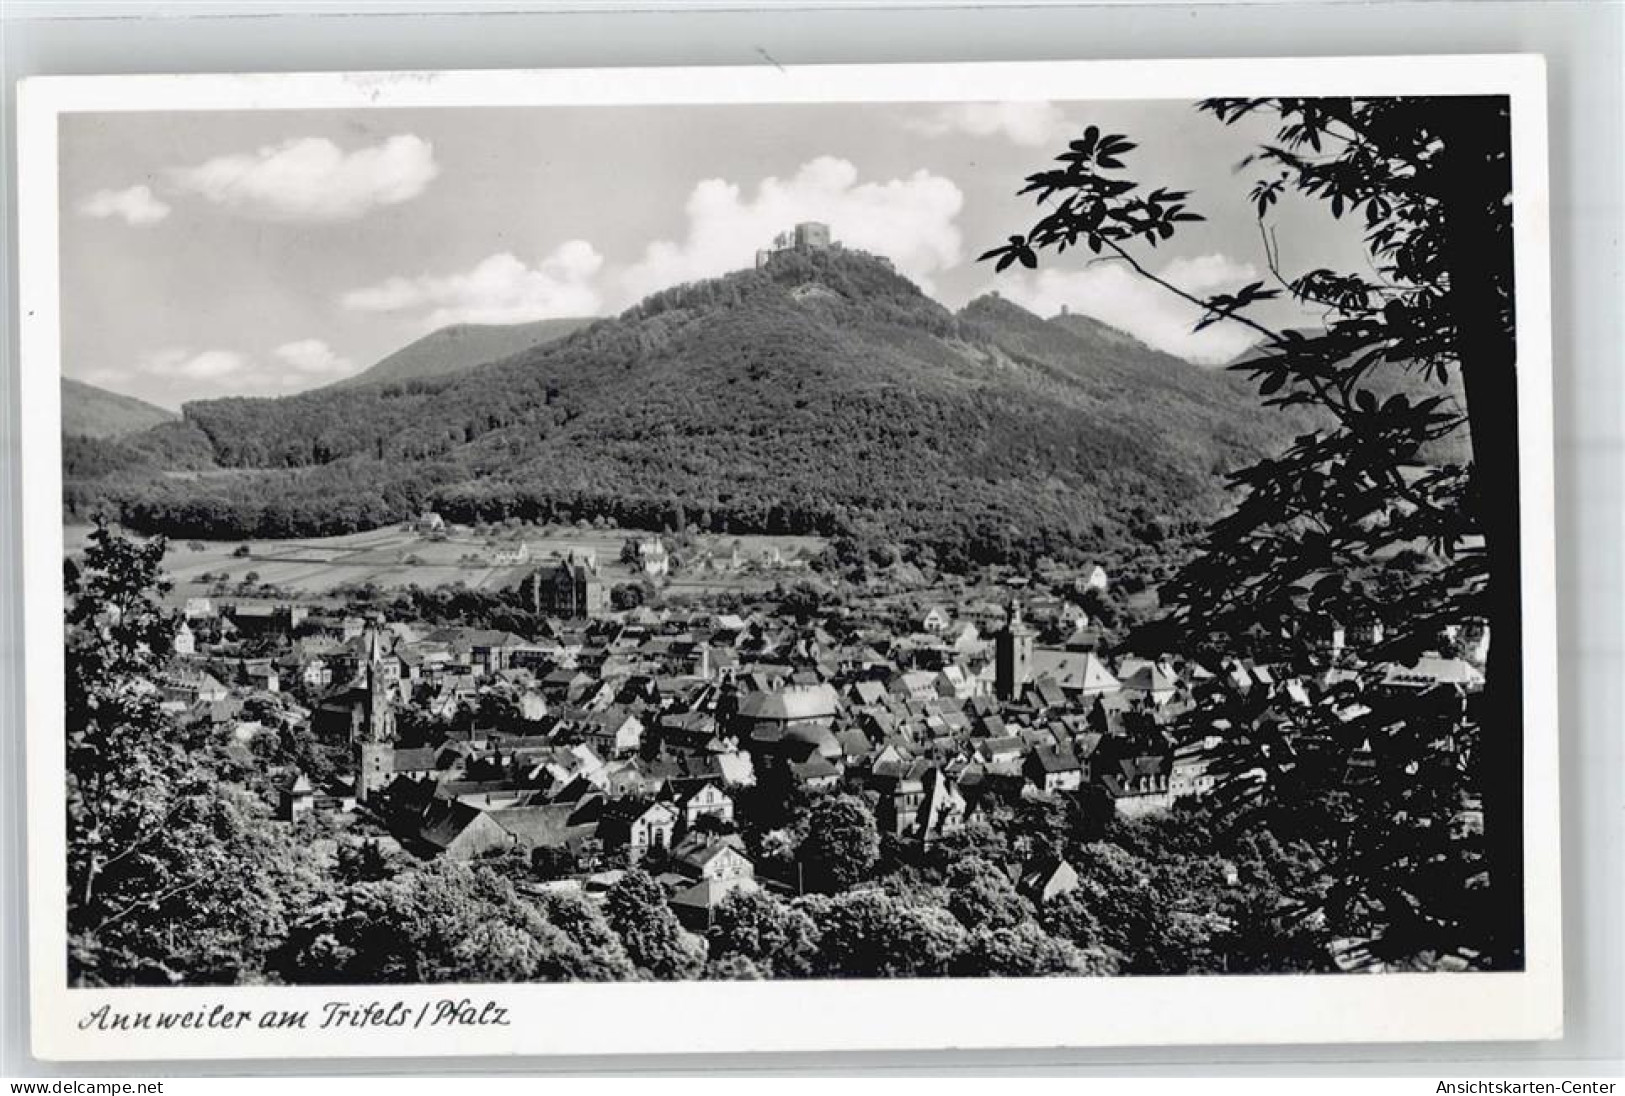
[159,566,1489,927]
[381,526,810,618]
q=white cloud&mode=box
[273,339,355,380]
[905,102,1075,147]
[994,252,1263,364]
[619,157,965,303]
[341,241,605,328]
[140,348,253,382]
[79,185,171,226]
[168,135,438,222]
[130,342,359,402]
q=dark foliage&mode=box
[797,793,881,894]
[602,869,708,979]
[984,98,1520,968]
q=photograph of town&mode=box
[56,90,1525,989]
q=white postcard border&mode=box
[16,55,1561,1062]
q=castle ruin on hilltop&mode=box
[755,221,833,268]
[754,221,895,272]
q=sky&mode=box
[58,99,1372,410]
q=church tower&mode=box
[354,625,396,805]
[994,600,1036,702]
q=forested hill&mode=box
[62,379,176,439]
[329,316,596,391]
[65,248,1301,569]
[966,295,1263,407]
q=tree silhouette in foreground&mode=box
[66,521,324,984]
[983,97,1522,969]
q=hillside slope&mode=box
[67,249,1304,568]
[62,379,176,439]
[330,317,595,390]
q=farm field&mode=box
[66,523,827,603]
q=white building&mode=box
[637,538,670,577]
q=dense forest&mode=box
[64,248,1303,570]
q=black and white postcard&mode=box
[16,56,1561,1061]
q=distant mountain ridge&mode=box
[61,379,177,439]
[66,248,1311,568]
[331,317,596,390]
[1050,309,1160,356]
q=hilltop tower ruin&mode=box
[756,221,835,268]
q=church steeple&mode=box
[353,625,397,807]
[995,598,1035,702]
[361,625,396,744]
